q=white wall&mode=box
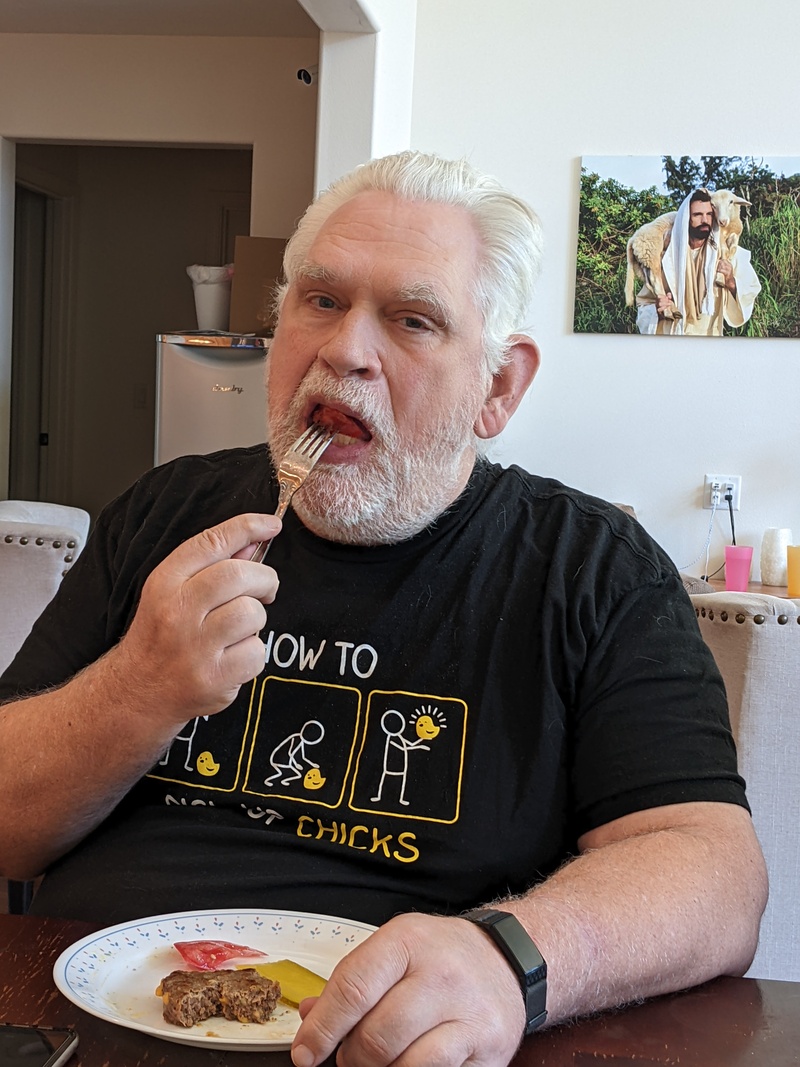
[0,136,13,495]
[0,33,319,499]
[313,0,416,192]
[0,34,317,233]
[409,0,800,578]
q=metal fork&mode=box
[250,423,335,563]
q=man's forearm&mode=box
[0,512,283,882]
[499,802,767,1025]
[0,644,182,879]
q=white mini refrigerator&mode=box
[155,332,269,465]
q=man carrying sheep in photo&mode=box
[630,188,761,335]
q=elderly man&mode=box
[0,152,766,1067]
[636,187,761,335]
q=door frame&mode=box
[12,159,78,503]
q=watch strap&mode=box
[463,907,547,1035]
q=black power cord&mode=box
[726,489,736,546]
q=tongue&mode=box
[312,405,370,441]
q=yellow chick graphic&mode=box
[415,715,440,741]
[304,767,327,790]
[196,751,220,776]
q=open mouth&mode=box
[311,403,372,444]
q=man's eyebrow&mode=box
[295,262,338,283]
[395,282,451,325]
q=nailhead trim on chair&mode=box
[2,533,80,578]
[3,534,76,549]
[696,606,800,625]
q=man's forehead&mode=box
[294,190,482,318]
[310,189,480,260]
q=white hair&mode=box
[277,150,544,375]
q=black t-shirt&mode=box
[0,448,745,924]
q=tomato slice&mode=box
[174,939,266,971]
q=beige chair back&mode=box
[0,499,91,676]
[692,590,800,982]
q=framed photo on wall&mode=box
[573,154,800,337]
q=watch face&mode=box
[491,915,547,979]
[463,910,547,1032]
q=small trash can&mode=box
[186,263,234,331]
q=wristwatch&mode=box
[463,907,547,1035]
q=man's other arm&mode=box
[291,800,767,1067]
[505,799,766,1020]
[0,513,281,881]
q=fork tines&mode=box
[294,422,335,459]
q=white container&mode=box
[186,264,233,331]
[760,527,793,586]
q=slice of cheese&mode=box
[240,959,326,1007]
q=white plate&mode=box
[53,908,376,1051]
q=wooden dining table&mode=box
[2,912,799,1066]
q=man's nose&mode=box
[318,309,382,379]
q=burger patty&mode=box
[156,968,281,1027]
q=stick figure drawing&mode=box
[159,715,210,772]
[371,709,432,807]
[264,719,325,787]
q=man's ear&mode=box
[474,335,540,440]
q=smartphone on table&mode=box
[0,1024,78,1066]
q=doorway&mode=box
[10,177,75,503]
[10,143,253,520]
[10,184,48,499]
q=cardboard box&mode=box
[228,235,287,334]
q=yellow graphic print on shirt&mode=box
[244,676,362,809]
[150,680,260,793]
[149,675,467,826]
[350,691,466,823]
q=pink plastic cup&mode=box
[724,545,753,592]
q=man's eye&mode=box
[312,295,337,310]
[401,315,427,330]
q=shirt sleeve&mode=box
[569,571,747,836]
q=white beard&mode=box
[267,367,484,545]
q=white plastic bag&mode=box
[186,264,234,330]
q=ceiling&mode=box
[0,0,319,38]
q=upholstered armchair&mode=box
[0,499,91,676]
[690,588,800,982]
[1,499,91,914]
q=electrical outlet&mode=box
[703,474,742,511]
